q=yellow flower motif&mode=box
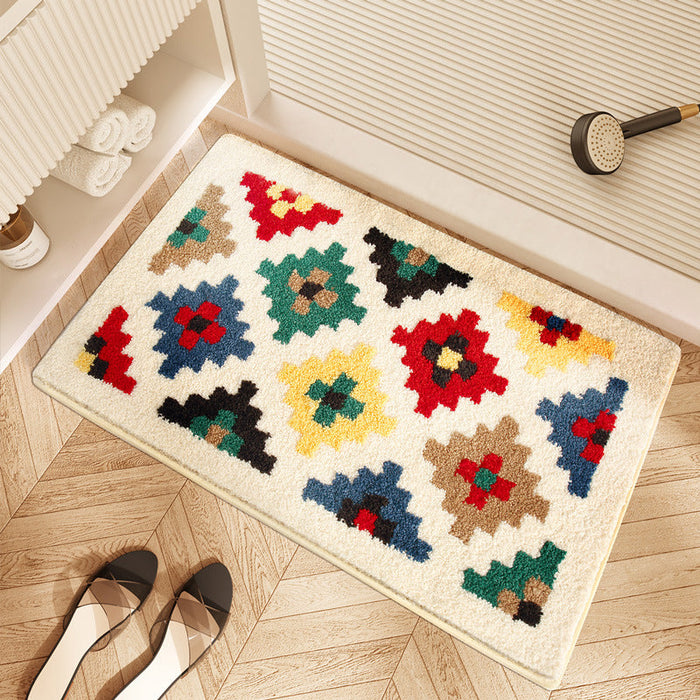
[279,344,397,456]
[498,292,615,377]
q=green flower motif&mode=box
[391,240,440,280]
[306,373,366,427]
[257,242,367,343]
[166,207,209,248]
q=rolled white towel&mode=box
[113,94,156,152]
[77,103,130,155]
[50,146,131,197]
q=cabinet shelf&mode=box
[0,1,234,372]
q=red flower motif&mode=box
[174,301,226,350]
[392,309,508,417]
[571,409,617,464]
[455,452,516,510]
[241,171,342,241]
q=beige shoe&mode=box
[27,551,157,700]
[116,562,232,700]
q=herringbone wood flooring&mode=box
[1,118,698,700]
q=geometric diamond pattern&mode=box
[392,309,508,417]
[278,344,396,456]
[148,183,236,274]
[257,242,366,343]
[425,416,549,544]
[536,377,629,498]
[157,380,276,474]
[303,460,432,562]
[146,275,254,379]
[462,541,567,627]
[498,292,615,377]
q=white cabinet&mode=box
[0,0,235,371]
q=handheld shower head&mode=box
[570,103,699,175]
[570,112,625,174]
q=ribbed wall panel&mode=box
[0,0,199,223]
[258,0,700,280]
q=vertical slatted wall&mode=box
[0,0,200,223]
[258,0,700,280]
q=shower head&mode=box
[570,103,699,175]
[570,112,625,174]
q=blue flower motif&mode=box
[147,275,254,379]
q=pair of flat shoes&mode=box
[27,551,232,700]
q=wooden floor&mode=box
[1,118,698,700]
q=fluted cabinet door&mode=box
[0,0,200,224]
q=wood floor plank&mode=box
[661,382,700,417]
[199,118,228,149]
[152,489,239,700]
[673,351,699,384]
[178,484,259,630]
[578,586,699,644]
[623,479,700,523]
[609,512,699,561]
[263,526,299,578]
[551,664,700,700]
[238,599,416,663]
[638,444,699,486]
[153,492,203,590]
[33,305,65,356]
[139,533,176,632]
[58,418,112,448]
[561,626,700,687]
[0,466,11,534]
[10,336,63,481]
[218,637,409,699]
[0,493,178,554]
[110,610,154,693]
[383,680,401,700]
[121,198,151,244]
[283,545,338,579]
[101,224,131,271]
[76,642,125,700]
[411,619,477,700]
[142,173,171,220]
[0,366,34,516]
[594,548,699,602]
[391,637,440,700]
[0,657,44,700]
[648,414,700,451]
[502,668,551,700]
[453,641,520,700]
[161,150,190,195]
[277,680,390,700]
[56,275,87,326]
[31,305,79,464]
[14,463,183,518]
[48,399,82,446]
[0,532,153,589]
[214,494,285,619]
[40,435,159,481]
[260,569,385,620]
[0,575,83,626]
[78,248,110,297]
[181,127,208,171]
[0,616,63,664]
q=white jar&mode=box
[0,205,50,269]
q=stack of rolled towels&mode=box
[50,94,156,197]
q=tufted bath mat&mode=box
[33,134,679,688]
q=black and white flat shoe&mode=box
[27,550,158,700]
[115,562,232,700]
